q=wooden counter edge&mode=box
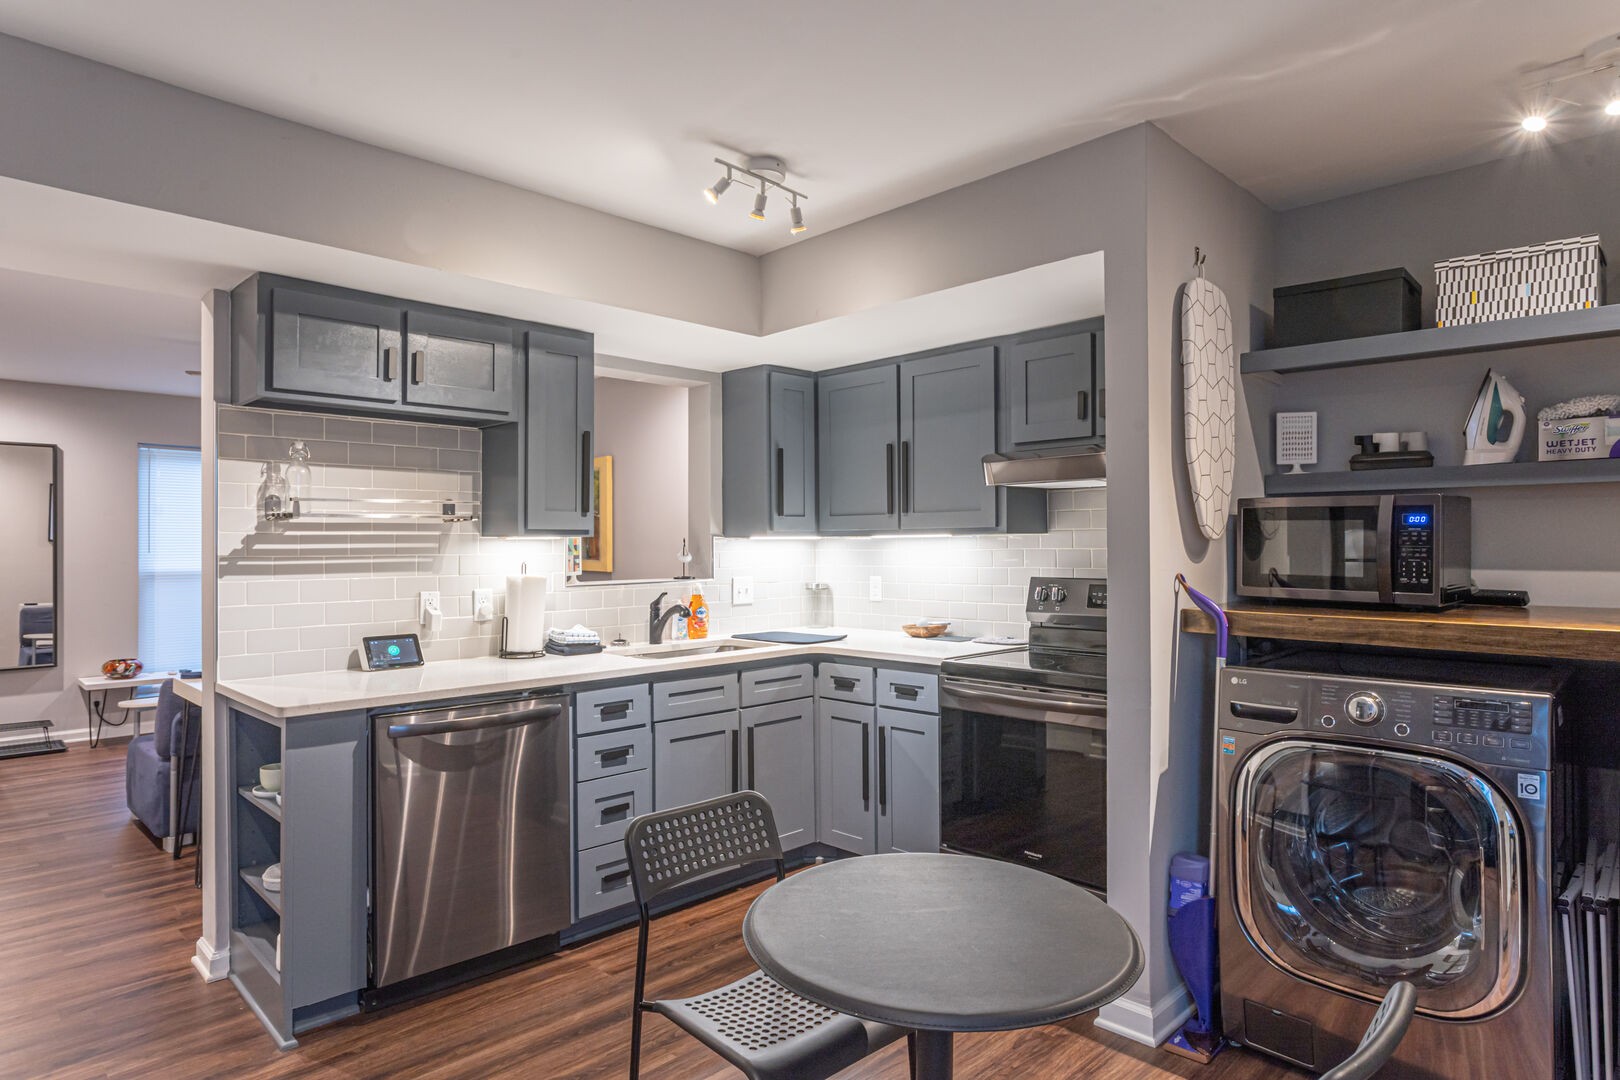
[1179,605,1620,663]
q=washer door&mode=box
[1234,741,1524,1018]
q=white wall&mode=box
[0,379,200,739]
[593,378,691,581]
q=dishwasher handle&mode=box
[386,702,562,740]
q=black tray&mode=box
[1349,450,1434,470]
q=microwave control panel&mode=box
[1392,505,1434,592]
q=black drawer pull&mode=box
[892,685,921,699]
[832,676,858,691]
[598,701,633,716]
[599,801,632,823]
[600,869,631,892]
[597,746,633,765]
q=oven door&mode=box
[1236,495,1390,604]
[939,676,1107,893]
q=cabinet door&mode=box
[1005,332,1096,446]
[877,707,940,855]
[267,285,403,404]
[817,366,899,533]
[899,347,997,531]
[653,711,740,811]
[524,331,595,533]
[742,700,816,849]
[769,371,817,533]
[403,309,516,417]
[816,698,876,855]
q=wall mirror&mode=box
[0,443,60,670]
[573,363,718,584]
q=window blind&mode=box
[137,445,202,674]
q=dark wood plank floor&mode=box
[0,744,1307,1079]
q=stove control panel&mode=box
[1026,576,1108,631]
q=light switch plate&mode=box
[868,576,883,602]
[732,577,754,606]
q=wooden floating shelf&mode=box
[1242,304,1620,375]
[1264,457,1620,494]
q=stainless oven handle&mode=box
[941,680,1107,719]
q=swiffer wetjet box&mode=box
[1538,416,1620,460]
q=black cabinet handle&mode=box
[832,676,858,691]
[900,440,911,515]
[411,350,425,385]
[893,684,920,700]
[601,869,631,892]
[731,728,740,792]
[600,801,632,823]
[1076,390,1089,421]
[1098,388,1106,419]
[747,726,756,789]
[877,726,888,814]
[885,443,895,515]
[580,431,593,515]
[860,721,871,809]
[597,746,632,765]
[775,446,785,517]
[383,347,398,382]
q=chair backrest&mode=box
[1321,982,1418,1080]
[152,680,201,760]
[624,791,785,909]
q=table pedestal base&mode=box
[914,1030,953,1079]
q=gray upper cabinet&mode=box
[816,697,876,855]
[876,707,941,855]
[722,368,817,536]
[817,365,900,534]
[898,347,997,531]
[1002,327,1099,449]
[262,283,404,405]
[742,699,816,849]
[402,310,516,418]
[523,330,595,533]
[653,711,740,811]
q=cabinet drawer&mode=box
[575,726,652,783]
[740,663,814,708]
[653,673,739,722]
[575,770,652,851]
[876,669,939,714]
[575,841,634,921]
[817,662,875,704]
[574,684,650,735]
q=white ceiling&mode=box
[0,1,1613,258]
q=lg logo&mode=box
[1230,676,1247,685]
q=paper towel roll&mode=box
[504,574,549,654]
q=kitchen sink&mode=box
[615,638,779,659]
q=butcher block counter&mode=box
[1180,603,1620,663]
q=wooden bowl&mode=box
[901,623,950,638]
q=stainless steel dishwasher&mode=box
[371,693,571,990]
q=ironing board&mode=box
[1181,276,1236,540]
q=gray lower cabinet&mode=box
[876,706,941,854]
[816,697,877,855]
[898,346,997,530]
[741,698,816,848]
[653,710,741,810]
[817,365,900,533]
[1001,324,1101,450]
[722,367,818,536]
[401,309,517,418]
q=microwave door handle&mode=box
[1376,496,1395,603]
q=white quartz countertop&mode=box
[212,629,1007,719]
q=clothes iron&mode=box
[1463,368,1526,465]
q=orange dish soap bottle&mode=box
[686,588,708,640]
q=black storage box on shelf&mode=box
[1272,268,1422,348]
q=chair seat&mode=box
[650,969,906,1080]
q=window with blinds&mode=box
[137,444,202,674]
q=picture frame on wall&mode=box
[582,455,614,573]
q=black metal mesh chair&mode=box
[1321,982,1417,1080]
[624,791,911,1080]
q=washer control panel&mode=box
[1217,665,1553,770]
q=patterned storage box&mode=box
[1435,235,1606,327]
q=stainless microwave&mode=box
[1235,494,1472,608]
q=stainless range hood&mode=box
[982,448,1107,489]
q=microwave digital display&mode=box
[1401,510,1431,527]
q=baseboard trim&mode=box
[193,936,229,982]
[1095,984,1194,1047]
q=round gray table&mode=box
[742,853,1143,1079]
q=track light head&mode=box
[750,189,768,221]
[703,172,732,204]
[1521,113,1548,132]
[1606,98,1620,116]
[789,203,806,234]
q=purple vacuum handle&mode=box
[1177,575,1228,661]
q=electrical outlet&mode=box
[868,576,883,602]
[419,591,441,626]
[472,588,494,622]
[732,576,754,606]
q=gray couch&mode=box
[125,680,201,849]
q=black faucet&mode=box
[648,591,691,645]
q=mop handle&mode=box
[1175,574,1228,662]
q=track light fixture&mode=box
[701,155,809,235]
[1517,33,1620,130]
